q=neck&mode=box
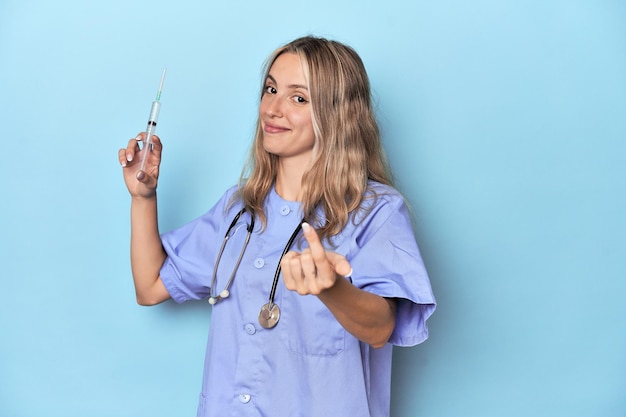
[275,173,302,202]
[275,157,307,201]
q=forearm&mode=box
[317,277,396,348]
[130,195,168,305]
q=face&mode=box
[260,52,315,163]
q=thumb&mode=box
[326,252,353,278]
[135,170,158,195]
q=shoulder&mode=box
[331,181,413,246]
[358,181,408,220]
[215,184,244,216]
[366,181,403,200]
[223,184,241,204]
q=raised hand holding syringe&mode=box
[138,68,167,175]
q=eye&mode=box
[264,85,277,94]
[292,95,308,104]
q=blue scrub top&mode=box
[160,182,436,417]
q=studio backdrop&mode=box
[0,0,624,416]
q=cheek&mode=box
[292,111,313,133]
[304,115,316,144]
[258,98,268,116]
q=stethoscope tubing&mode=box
[209,207,302,307]
[209,208,255,304]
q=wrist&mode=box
[131,193,157,206]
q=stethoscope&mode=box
[208,207,304,329]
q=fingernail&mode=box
[301,222,311,233]
[126,153,133,162]
[344,268,353,278]
[136,171,145,181]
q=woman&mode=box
[119,36,435,417]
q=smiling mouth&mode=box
[263,122,290,134]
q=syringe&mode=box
[138,68,167,174]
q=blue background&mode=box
[1,1,624,416]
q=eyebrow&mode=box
[266,74,308,90]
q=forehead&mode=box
[267,52,307,85]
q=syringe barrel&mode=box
[139,100,161,172]
[147,100,161,125]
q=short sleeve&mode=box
[159,187,238,303]
[345,187,436,347]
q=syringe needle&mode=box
[156,68,166,100]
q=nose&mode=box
[263,95,283,118]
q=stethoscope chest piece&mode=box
[258,302,280,329]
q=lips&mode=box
[263,121,290,134]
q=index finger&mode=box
[301,222,329,265]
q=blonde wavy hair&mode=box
[238,36,393,243]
